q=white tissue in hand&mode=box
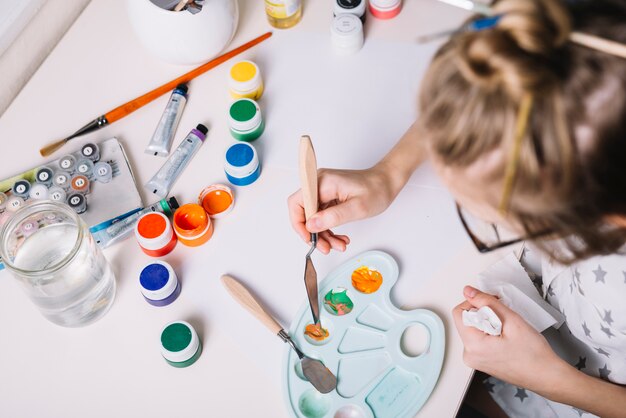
[463,306,502,336]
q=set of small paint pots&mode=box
[134,184,235,256]
[0,143,115,226]
[331,0,403,55]
[137,261,203,367]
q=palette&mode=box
[283,251,445,418]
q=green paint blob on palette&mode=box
[283,251,445,418]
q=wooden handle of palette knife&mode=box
[299,135,318,221]
[221,275,283,335]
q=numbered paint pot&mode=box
[81,143,100,162]
[228,98,264,142]
[53,171,71,189]
[160,320,202,368]
[71,175,90,194]
[134,212,177,257]
[331,13,364,55]
[12,180,31,198]
[94,162,113,183]
[224,142,261,186]
[29,184,49,200]
[67,193,87,214]
[76,159,95,178]
[35,167,54,186]
[58,155,76,172]
[48,187,67,203]
[139,261,181,307]
[229,60,264,100]
[369,0,402,19]
[198,184,234,218]
[6,196,24,212]
[172,203,213,247]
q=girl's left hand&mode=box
[452,286,571,394]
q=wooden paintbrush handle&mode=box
[299,135,318,221]
[221,275,283,335]
[104,31,272,124]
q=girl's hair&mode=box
[419,0,626,263]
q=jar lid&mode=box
[173,203,211,241]
[135,212,174,251]
[198,184,235,218]
[370,0,401,9]
[229,61,262,94]
[160,321,200,363]
[229,99,263,133]
[139,260,178,301]
[334,0,366,16]
[331,14,364,52]
[29,183,49,200]
[224,142,260,178]
[35,167,54,185]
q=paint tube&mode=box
[145,124,208,199]
[145,84,188,157]
[95,197,180,248]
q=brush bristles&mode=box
[39,139,68,157]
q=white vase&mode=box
[127,0,239,65]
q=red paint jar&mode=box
[134,212,177,257]
[369,0,402,19]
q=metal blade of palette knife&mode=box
[304,254,320,324]
[301,357,337,394]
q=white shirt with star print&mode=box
[486,248,626,418]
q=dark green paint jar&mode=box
[229,98,265,142]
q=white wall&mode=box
[0,0,91,117]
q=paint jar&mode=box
[228,98,265,142]
[67,193,88,214]
[229,60,264,100]
[76,159,95,178]
[224,142,261,186]
[48,186,67,203]
[139,260,181,307]
[334,0,366,23]
[53,171,71,189]
[58,155,76,172]
[134,212,177,257]
[331,14,364,55]
[369,0,402,19]
[0,200,116,326]
[81,143,100,162]
[29,184,49,200]
[160,320,202,368]
[71,175,90,194]
[94,162,113,183]
[6,196,24,212]
[198,184,235,218]
[12,180,31,198]
[173,203,213,247]
[35,167,54,186]
[265,0,302,29]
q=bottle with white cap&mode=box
[160,321,202,368]
[333,0,367,23]
[331,13,364,55]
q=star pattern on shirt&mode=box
[582,322,591,338]
[514,387,528,402]
[600,324,615,339]
[599,364,611,380]
[484,380,495,393]
[547,286,555,297]
[603,309,614,326]
[593,265,607,283]
[594,347,610,357]
[575,356,586,370]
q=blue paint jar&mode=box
[139,261,181,307]
[224,142,261,186]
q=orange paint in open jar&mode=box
[173,203,213,247]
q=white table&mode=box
[0,1,512,416]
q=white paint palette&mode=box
[283,251,445,418]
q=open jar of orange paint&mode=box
[173,203,213,247]
[198,184,235,219]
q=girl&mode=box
[287,0,626,417]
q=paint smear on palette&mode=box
[324,288,354,315]
[351,266,383,294]
[304,323,330,342]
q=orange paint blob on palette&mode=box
[304,323,330,342]
[351,266,383,293]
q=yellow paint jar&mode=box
[228,60,264,100]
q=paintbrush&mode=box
[40,31,273,157]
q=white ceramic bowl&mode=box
[127,0,239,65]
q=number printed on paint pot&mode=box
[15,184,26,194]
[51,191,63,200]
[83,147,93,156]
[38,171,50,181]
[74,178,86,188]
[10,199,21,209]
[23,222,35,231]
[56,175,67,185]
[70,196,81,205]
[78,164,89,173]
[97,166,108,176]
[61,159,72,169]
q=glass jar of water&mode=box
[0,200,116,327]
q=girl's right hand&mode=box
[287,166,396,254]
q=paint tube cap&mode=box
[331,14,364,55]
[195,124,208,137]
[224,142,260,178]
[139,260,179,302]
[229,99,263,133]
[160,321,201,364]
[162,197,180,216]
[229,60,262,94]
[175,84,188,95]
[198,184,235,218]
[135,212,176,251]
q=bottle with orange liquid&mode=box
[265,0,302,29]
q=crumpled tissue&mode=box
[463,306,503,336]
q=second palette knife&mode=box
[299,135,320,327]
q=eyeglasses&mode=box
[456,203,524,253]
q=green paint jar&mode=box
[160,321,202,368]
[228,98,265,142]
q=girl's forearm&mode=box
[543,362,626,418]
[374,122,427,198]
